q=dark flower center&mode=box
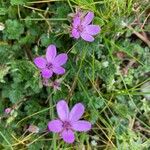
[63,121,71,130]
[77,25,83,32]
[53,81,60,87]
[46,63,53,70]
[42,78,49,86]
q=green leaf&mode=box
[10,0,28,5]
[9,83,24,103]
[0,8,7,15]
[0,65,10,83]
[114,103,130,118]
[0,44,12,63]
[3,19,24,40]
[55,3,70,18]
[98,59,116,85]
[94,17,105,26]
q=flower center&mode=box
[53,81,60,87]
[63,121,71,130]
[77,25,83,32]
[46,63,53,70]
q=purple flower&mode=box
[42,78,49,86]
[48,100,91,143]
[34,44,68,79]
[71,11,101,42]
[27,125,40,133]
[49,78,62,91]
[4,108,12,114]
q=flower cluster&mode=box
[34,10,100,80]
[33,10,100,143]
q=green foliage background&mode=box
[0,0,150,149]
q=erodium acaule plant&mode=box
[34,44,68,79]
[48,100,91,143]
[33,10,97,144]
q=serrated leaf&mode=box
[3,19,24,40]
[114,104,129,118]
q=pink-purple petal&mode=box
[57,100,69,121]
[72,16,81,28]
[81,32,94,42]
[48,120,63,133]
[71,28,80,39]
[53,66,65,75]
[41,69,53,79]
[53,54,68,66]
[61,129,75,143]
[46,44,57,63]
[81,12,94,26]
[72,120,92,132]
[85,25,100,35]
[69,103,84,122]
[34,57,46,69]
